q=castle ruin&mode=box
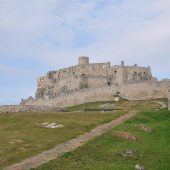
[22,57,170,107]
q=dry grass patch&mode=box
[136,124,155,133]
[114,131,139,141]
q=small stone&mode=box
[41,122,49,126]
[138,125,155,133]
[121,149,136,157]
[20,147,26,150]
[41,122,64,129]
[135,164,145,170]
[9,139,24,144]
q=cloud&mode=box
[0,0,170,103]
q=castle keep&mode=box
[22,57,170,107]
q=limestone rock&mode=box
[135,164,145,170]
[121,149,136,157]
[136,125,155,133]
[41,122,64,129]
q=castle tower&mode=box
[121,61,124,66]
[168,87,170,110]
[78,56,89,65]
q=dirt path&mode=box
[4,111,137,170]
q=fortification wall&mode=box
[0,105,66,113]
[120,82,166,100]
[53,76,80,96]
[25,81,170,107]
[167,85,170,110]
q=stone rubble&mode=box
[135,164,145,170]
[41,122,64,129]
[0,105,67,113]
[9,139,24,144]
[136,124,155,133]
[121,149,136,157]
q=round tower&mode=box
[78,56,89,65]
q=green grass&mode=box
[67,99,163,112]
[0,111,125,169]
[0,99,166,169]
[66,101,114,111]
[33,109,170,170]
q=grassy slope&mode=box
[34,109,170,170]
[0,111,125,169]
[0,99,165,168]
[67,99,163,112]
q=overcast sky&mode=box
[0,0,170,104]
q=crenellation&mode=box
[22,57,170,107]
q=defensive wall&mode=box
[24,81,169,107]
[0,105,66,113]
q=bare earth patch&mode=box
[136,124,155,132]
[114,131,138,141]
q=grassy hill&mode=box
[33,109,170,170]
[0,111,125,169]
[0,99,167,169]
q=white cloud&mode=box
[0,0,169,67]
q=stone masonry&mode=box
[22,57,170,107]
[0,105,66,113]
[168,87,170,110]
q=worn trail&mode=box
[4,111,137,170]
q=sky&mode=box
[0,0,170,104]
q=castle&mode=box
[22,57,170,107]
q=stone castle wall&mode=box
[22,57,170,107]
[167,87,170,110]
[34,57,152,100]
[24,81,169,107]
[0,105,66,113]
